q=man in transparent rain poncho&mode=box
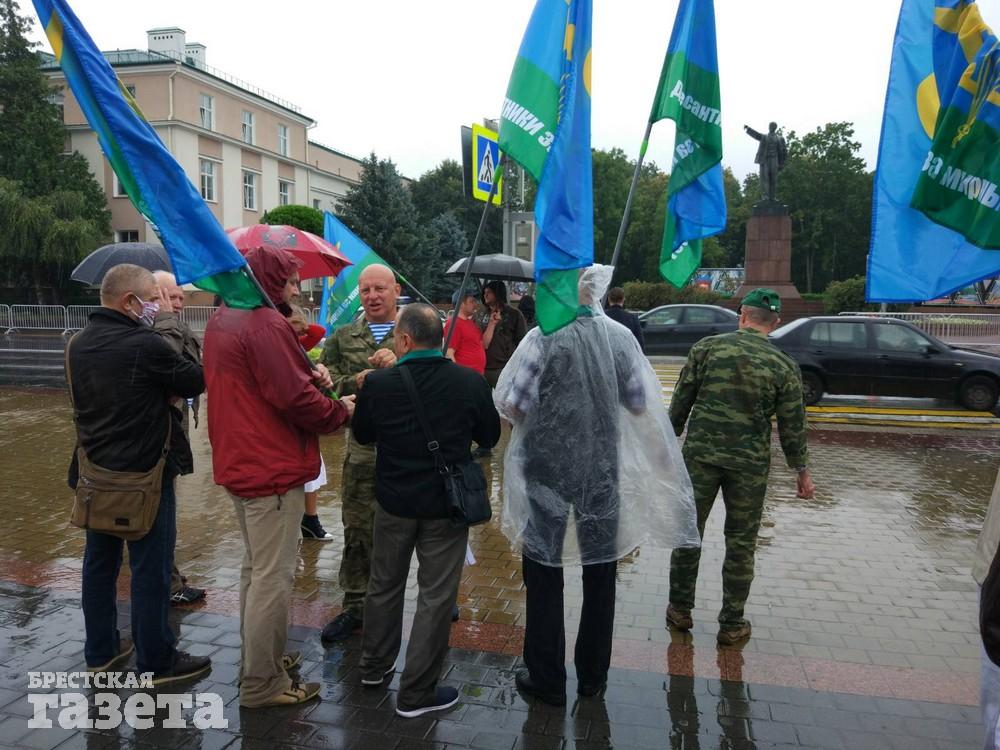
[494,264,700,706]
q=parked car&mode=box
[638,304,739,355]
[768,316,1000,410]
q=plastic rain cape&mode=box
[494,264,700,566]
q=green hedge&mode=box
[621,281,722,311]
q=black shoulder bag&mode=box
[398,365,491,527]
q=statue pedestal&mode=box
[734,202,801,300]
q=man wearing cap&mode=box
[666,287,815,645]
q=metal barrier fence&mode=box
[66,305,99,331]
[8,305,68,333]
[2,304,325,334]
[179,306,217,332]
[841,311,1000,340]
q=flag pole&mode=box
[442,155,505,355]
[608,121,654,277]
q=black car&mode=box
[769,315,1000,410]
[639,304,739,355]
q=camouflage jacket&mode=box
[319,317,396,463]
[153,312,202,434]
[669,328,808,471]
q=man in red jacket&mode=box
[203,246,354,708]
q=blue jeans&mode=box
[82,477,176,672]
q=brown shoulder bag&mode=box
[65,334,169,541]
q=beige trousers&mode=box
[229,487,304,707]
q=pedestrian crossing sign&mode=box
[471,123,502,205]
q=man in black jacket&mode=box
[354,303,500,718]
[67,263,209,685]
[605,287,644,348]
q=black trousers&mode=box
[522,556,617,690]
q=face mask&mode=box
[130,296,159,326]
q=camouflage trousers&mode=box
[669,458,769,628]
[338,457,377,618]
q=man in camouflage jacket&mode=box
[667,288,815,645]
[319,264,399,642]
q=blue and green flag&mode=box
[652,0,726,289]
[499,0,593,334]
[868,0,1000,301]
[910,1,1000,248]
[318,212,386,332]
[32,0,262,307]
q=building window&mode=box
[278,124,289,157]
[112,172,127,197]
[200,160,216,202]
[241,110,255,144]
[312,198,321,210]
[242,170,257,210]
[278,180,292,206]
[117,230,139,243]
[200,94,214,130]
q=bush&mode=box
[823,276,870,314]
[621,281,722,311]
[822,276,911,314]
[261,205,324,235]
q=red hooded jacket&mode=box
[203,247,349,497]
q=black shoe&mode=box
[151,651,211,686]
[451,604,460,622]
[321,611,362,643]
[577,680,607,697]
[360,665,396,688]
[170,586,206,606]
[514,669,566,707]
[88,639,134,673]
[396,686,460,718]
[301,514,333,541]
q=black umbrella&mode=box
[71,242,172,285]
[445,253,534,282]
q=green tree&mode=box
[620,164,669,283]
[777,122,872,293]
[410,159,500,257]
[260,204,323,235]
[716,167,748,268]
[0,0,110,302]
[0,177,108,301]
[591,147,635,265]
[418,212,469,302]
[337,152,421,277]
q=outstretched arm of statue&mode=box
[744,125,763,141]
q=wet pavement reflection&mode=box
[0,385,995,747]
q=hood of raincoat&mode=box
[493,263,700,566]
[245,246,303,309]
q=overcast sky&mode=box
[26,0,1000,182]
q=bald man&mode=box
[68,263,209,684]
[151,270,206,607]
[319,264,401,642]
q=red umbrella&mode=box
[226,225,352,281]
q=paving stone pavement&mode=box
[1,383,997,748]
[0,583,985,749]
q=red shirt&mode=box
[444,316,486,375]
